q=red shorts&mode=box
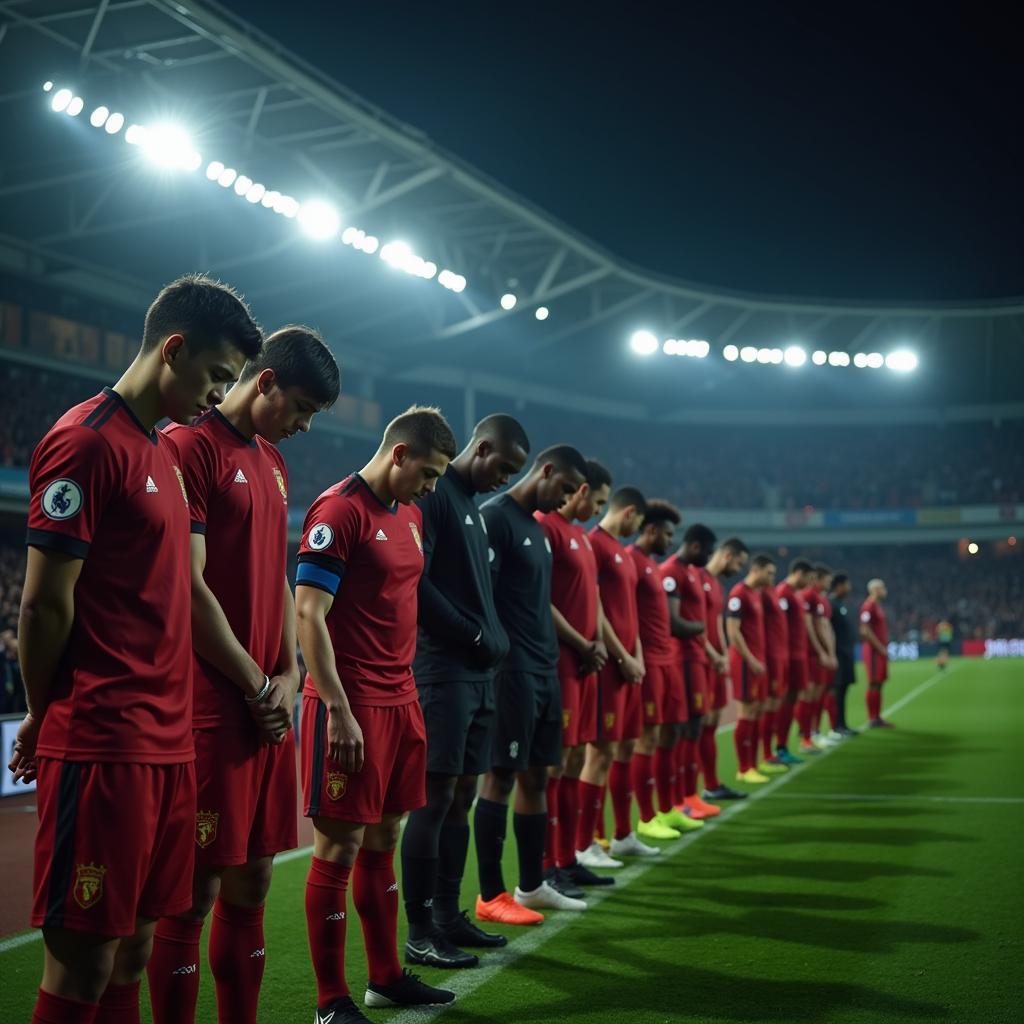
[193,726,297,867]
[596,664,643,742]
[558,646,596,747]
[767,654,789,700]
[730,650,768,704]
[644,660,687,725]
[301,695,426,823]
[711,668,729,710]
[681,660,710,718]
[32,758,195,937]
[788,657,809,696]
[863,645,889,685]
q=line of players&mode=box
[8,275,892,1024]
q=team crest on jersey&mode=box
[408,521,423,554]
[662,576,677,593]
[728,596,742,612]
[195,810,219,848]
[307,523,334,550]
[272,468,288,501]
[72,862,106,910]
[173,465,189,506]
[779,597,789,611]
[570,537,580,550]
[41,478,82,520]
[604,712,616,731]
[614,552,623,563]
[508,741,519,759]
[703,581,711,591]
[326,771,348,800]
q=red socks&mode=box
[147,916,203,1024]
[352,847,402,988]
[775,702,795,749]
[867,686,882,720]
[796,699,814,741]
[209,900,265,1024]
[95,982,140,1024]
[608,760,634,840]
[544,776,560,872]
[576,780,604,852]
[654,744,676,812]
[305,856,352,1006]
[698,726,720,791]
[556,776,580,867]
[823,692,838,730]
[672,740,687,805]
[681,737,699,799]
[33,990,98,1024]
[761,710,776,762]
[735,719,755,773]
[630,752,656,822]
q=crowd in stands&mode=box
[0,542,24,714]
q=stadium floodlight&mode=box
[104,112,124,135]
[784,345,807,367]
[967,541,979,555]
[756,348,773,364]
[89,106,109,128]
[360,235,380,255]
[500,293,517,311]
[66,96,84,117]
[740,346,757,362]
[866,352,884,369]
[693,340,710,358]
[421,260,437,279]
[630,330,659,356]
[43,81,53,92]
[886,349,918,372]
[206,160,225,181]
[535,306,550,321]
[276,195,300,218]
[245,182,266,204]
[261,189,280,209]
[341,227,359,245]
[812,350,827,365]
[51,88,73,112]
[769,348,784,364]
[723,344,739,361]
[297,199,341,240]
[663,339,678,355]
[853,352,868,368]
[827,351,842,366]
[139,123,196,169]
[217,167,238,188]
[381,240,413,267]
[233,174,253,196]
[124,124,146,145]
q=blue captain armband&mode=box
[296,555,345,595]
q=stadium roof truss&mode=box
[1,0,1022,413]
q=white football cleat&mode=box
[575,841,624,869]
[610,831,661,858]
[514,881,587,912]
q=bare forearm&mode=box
[552,604,589,653]
[805,615,826,658]
[601,618,631,663]
[276,583,300,681]
[191,581,265,698]
[18,599,74,717]
[861,624,886,655]
[296,615,350,713]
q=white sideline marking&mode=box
[0,666,955,961]
[770,792,1024,805]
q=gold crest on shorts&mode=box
[604,711,616,731]
[195,810,219,848]
[645,701,656,719]
[73,862,106,910]
[562,708,571,729]
[408,521,423,554]
[172,465,189,506]
[326,771,348,800]
[695,692,704,711]
[272,467,288,501]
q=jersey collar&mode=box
[102,387,158,445]
[211,407,258,448]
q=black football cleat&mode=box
[544,866,586,900]
[703,785,748,801]
[405,932,479,969]
[564,860,616,887]
[435,908,508,948]
[364,969,455,1008]
[314,995,371,1024]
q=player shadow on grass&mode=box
[735,824,976,847]
[455,954,952,1023]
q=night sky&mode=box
[249,2,1021,302]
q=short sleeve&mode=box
[481,502,511,577]
[860,609,872,624]
[26,425,116,559]
[168,426,215,534]
[662,572,678,595]
[296,493,362,596]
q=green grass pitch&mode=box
[2,657,1021,1022]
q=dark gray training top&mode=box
[413,464,509,685]
[830,596,855,659]
[480,491,559,675]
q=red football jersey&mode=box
[699,567,725,655]
[775,580,808,660]
[726,581,767,661]
[761,585,789,659]
[628,545,674,664]
[168,409,289,729]
[26,388,192,763]
[859,599,889,645]
[800,586,827,661]
[537,511,598,645]
[589,526,640,653]
[297,474,423,707]
[659,556,708,664]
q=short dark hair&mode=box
[585,459,613,491]
[610,486,647,514]
[720,536,749,556]
[383,405,457,459]
[534,444,588,479]
[789,558,814,575]
[473,414,530,455]
[683,522,716,549]
[752,553,776,570]
[239,325,340,406]
[641,499,681,529]
[813,562,832,577]
[831,572,849,588]
[142,274,262,358]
